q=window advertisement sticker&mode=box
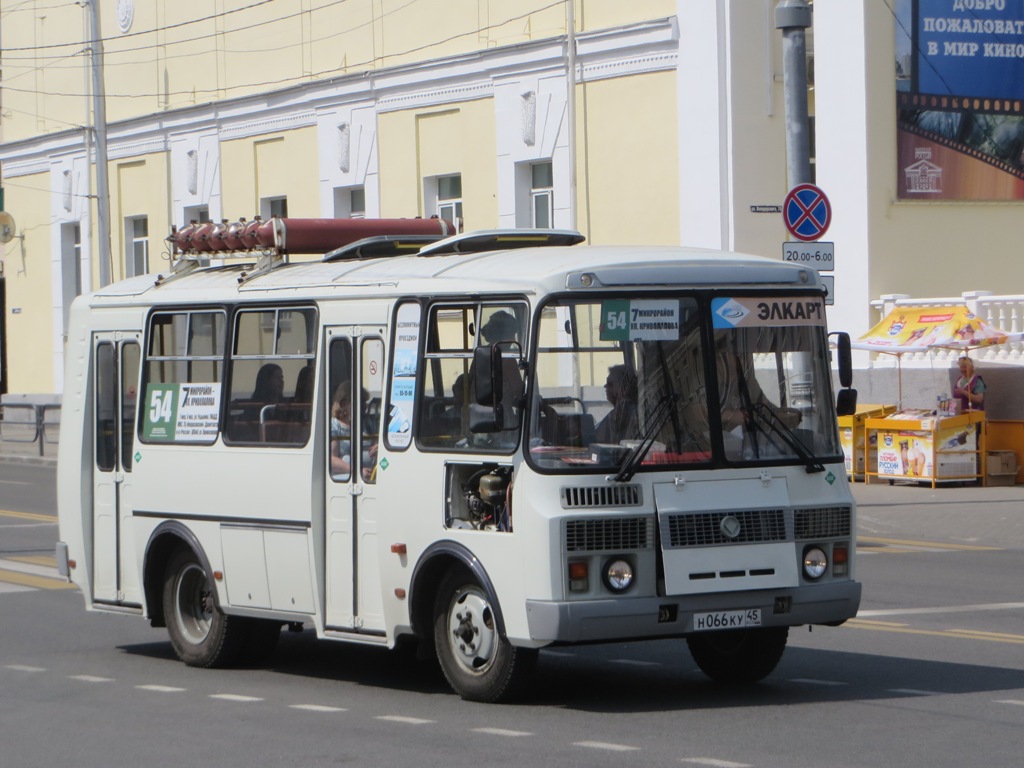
[388,303,421,448]
[600,299,680,341]
[143,382,221,443]
[712,297,826,329]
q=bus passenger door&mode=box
[324,331,386,634]
[91,333,141,605]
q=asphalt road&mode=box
[2,459,1022,767]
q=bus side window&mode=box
[95,342,117,472]
[328,337,353,481]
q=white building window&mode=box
[334,186,365,219]
[126,216,149,277]
[60,222,81,336]
[183,204,210,225]
[261,196,288,219]
[514,160,554,229]
[530,162,553,229]
[435,174,463,227]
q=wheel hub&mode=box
[447,589,497,674]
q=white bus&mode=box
[57,218,861,702]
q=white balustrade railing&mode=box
[866,291,1024,368]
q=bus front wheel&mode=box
[162,548,245,668]
[432,568,536,702]
[686,626,788,683]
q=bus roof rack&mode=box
[322,234,445,262]
[416,229,585,257]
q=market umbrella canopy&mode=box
[853,305,1022,354]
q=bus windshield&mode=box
[527,294,842,473]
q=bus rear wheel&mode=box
[686,626,788,683]
[432,568,536,702]
[163,548,245,668]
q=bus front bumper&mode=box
[525,580,861,644]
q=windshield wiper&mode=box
[613,393,678,482]
[748,402,825,473]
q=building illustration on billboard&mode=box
[904,148,944,193]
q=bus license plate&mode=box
[692,609,762,632]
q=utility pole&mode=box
[566,0,577,232]
[85,0,112,287]
[775,0,813,189]
[775,0,814,414]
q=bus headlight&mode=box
[602,558,634,592]
[802,546,828,580]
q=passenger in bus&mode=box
[478,310,525,405]
[293,364,313,406]
[594,364,638,444]
[252,363,285,405]
[330,382,377,481]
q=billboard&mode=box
[896,0,1024,200]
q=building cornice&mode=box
[0,16,678,175]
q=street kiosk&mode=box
[838,403,897,482]
[864,408,986,487]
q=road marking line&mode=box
[5,664,46,672]
[9,555,57,567]
[859,603,1024,617]
[472,727,532,737]
[858,536,1000,552]
[790,678,848,686]
[847,620,1024,644]
[849,618,910,627]
[944,629,1024,643]
[574,741,640,752]
[0,568,77,590]
[0,509,57,522]
[210,694,263,702]
[0,557,63,579]
[610,658,662,667]
[889,688,942,696]
[996,700,1024,707]
[679,759,752,768]
[375,715,434,725]
[136,685,186,692]
[69,675,113,683]
[290,704,347,713]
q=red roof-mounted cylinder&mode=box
[170,216,456,255]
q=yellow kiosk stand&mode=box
[865,409,987,487]
[838,404,897,482]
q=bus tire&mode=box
[162,548,245,668]
[686,626,788,684]
[432,568,536,702]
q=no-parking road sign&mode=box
[783,183,831,242]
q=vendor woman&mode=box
[953,355,986,411]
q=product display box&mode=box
[986,450,1019,486]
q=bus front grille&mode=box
[565,516,653,552]
[663,509,787,548]
[794,506,852,539]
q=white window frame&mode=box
[126,216,149,278]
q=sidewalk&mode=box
[0,438,57,465]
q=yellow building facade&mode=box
[3,1,1022,396]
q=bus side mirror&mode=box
[831,331,857,415]
[836,332,853,389]
[836,387,858,417]
[470,345,504,433]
